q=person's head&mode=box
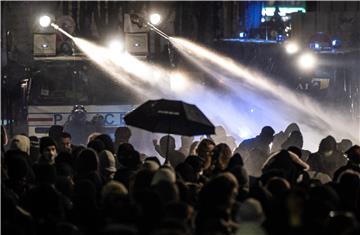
[101,180,128,205]
[199,172,238,210]
[145,156,161,168]
[160,135,176,152]
[196,139,215,170]
[59,132,72,153]
[95,134,114,154]
[237,198,265,223]
[4,150,29,181]
[40,137,58,163]
[227,153,244,170]
[175,162,197,183]
[48,125,64,144]
[287,146,302,159]
[55,151,74,167]
[151,167,176,186]
[71,105,87,123]
[282,131,303,149]
[230,166,249,190]
[258,126,275,144]
[117,143,135,158]
[75,148,99,175]
[338,139,353,153]
[284,123,300,136]
[212,143,232,171]
[184,155,203,175]
[10,134,30,155]
[265,177,291,197]
[87,132,101,144]
[115,126,132,143]
[120,150,141,170]
[345,145,360,164]
[87,139,106,154]
[319,135,337,154]
[99,150,117,180]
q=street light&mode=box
[285,42,299,54]
[108,40,123,51]
[298,53,316,70]
[149,13,161,25]
[39,15,51,27]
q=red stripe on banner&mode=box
[28,118,53,122]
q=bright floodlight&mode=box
[108,40,123,51]
[285,42,299,54]
[170,72,187,92]
[298,53,316,70]
[39,15,51,27]
[149,13,161,25]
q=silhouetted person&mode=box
[196,173,238,235]
[307,136,347,177]
[262,150,309,184]
[210,126,237,151]
[271,123,300,153]
[337,139,353,153]
[64,105,93,145]
[48,125,64,148]
[236,126,275,176]
[153,135,185,168]
[114,126,132,153]
[333,145,360,182]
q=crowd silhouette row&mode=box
[2,123,360,235]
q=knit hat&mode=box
[99,150,117,173]
[10,135,30,155]
[40,137,57,153]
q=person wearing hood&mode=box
[262,150,309,185]
[307,136,347,177]
[333,145,360,182]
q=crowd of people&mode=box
[1,123,360,235]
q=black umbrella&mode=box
[124,99,215,136]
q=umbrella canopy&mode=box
[124,99,215,136]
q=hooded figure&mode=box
[307,136,347,177]
[262,150,309,184]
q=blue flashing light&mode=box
[239,32,246,38]
[277,34,285,41]
[332,40,337,46]
[314,43,320,49]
